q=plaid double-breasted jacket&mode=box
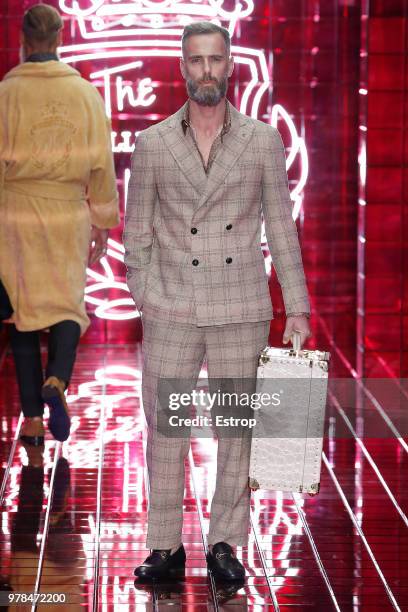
[123,100,310,325]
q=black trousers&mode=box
[0,279,12,321]
[10,321,81,417]
[0,278,80,418]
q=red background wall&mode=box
[1,0,406,378]
[359,0,408,377]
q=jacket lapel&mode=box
[157,101,255,206]
[195,103,255,211]
[158,103,208,196]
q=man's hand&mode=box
[89,227,109,266]
[283,315,312,348]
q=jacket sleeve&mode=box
[87,90,119,229]
[122,132,157,311]
[261,127,310,317]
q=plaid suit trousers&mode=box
[141,316,270,549]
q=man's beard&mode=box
[186,74,228,107]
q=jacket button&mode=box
[192,259,199,266]
[191,227,198,234]
[226,257,232,264]
[226,224,232,230]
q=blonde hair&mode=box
[22,4,63,46]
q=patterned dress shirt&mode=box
[181,99,231,175]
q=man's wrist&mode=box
[286,312,310,319]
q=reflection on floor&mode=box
[1,331,407,610]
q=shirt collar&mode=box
[181,100,231,140]
[25,52,59,63]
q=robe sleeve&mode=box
[87,89,120,229]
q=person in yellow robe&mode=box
[0,4,119,444]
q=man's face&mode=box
[180,33,234,106]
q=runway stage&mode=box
[1,0,408,608]
[0,323,407,611]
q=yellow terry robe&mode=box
[0,60,119,334]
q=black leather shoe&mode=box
[134,545,186,580]
[206,542,245,581]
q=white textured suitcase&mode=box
[249,332,330,495]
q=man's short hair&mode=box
[22,4,63,46]
[181,21,231,57]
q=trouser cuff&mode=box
[207,534,249,547]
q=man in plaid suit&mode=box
[124,21,311,582]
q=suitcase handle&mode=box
[291,330,302,353]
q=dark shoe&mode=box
[206,542,245,581]
[134,545,186,580]
[41,377,70,442]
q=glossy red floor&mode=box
[0,324,407,611]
